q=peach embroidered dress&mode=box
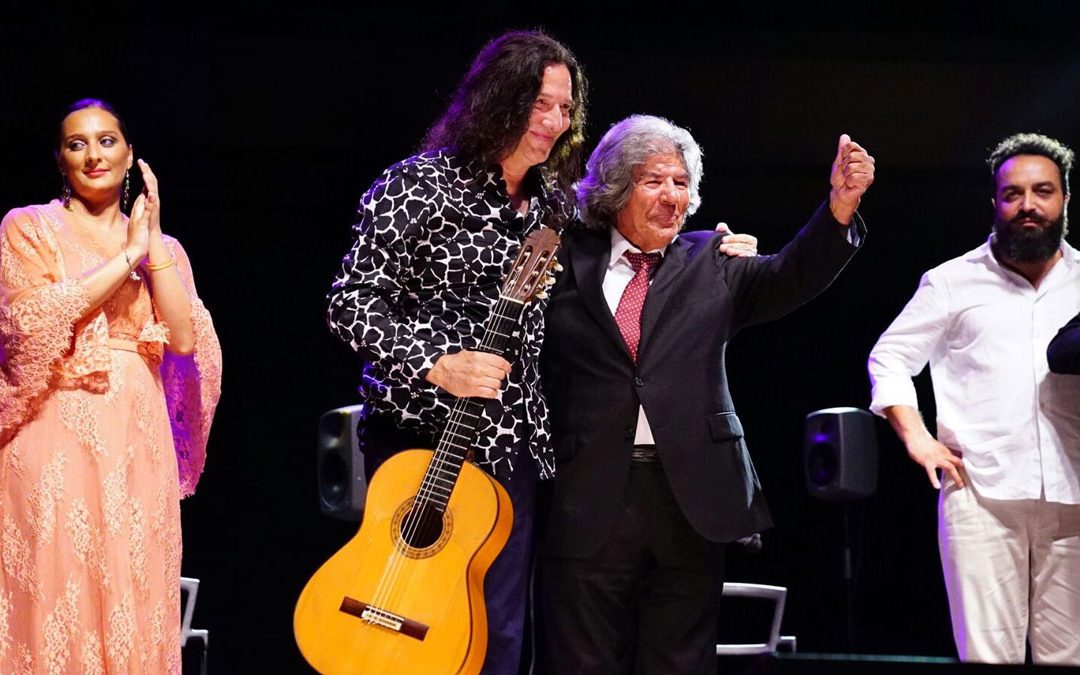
[0,201,222,674]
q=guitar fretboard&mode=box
[415,296,526,512]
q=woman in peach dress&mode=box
[0,99,222,673]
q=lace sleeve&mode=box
[0,207,91,447]
[158,237,222,497]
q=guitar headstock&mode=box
[500,228,563,303]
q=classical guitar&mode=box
[294,228,562,674]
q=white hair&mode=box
[576,114,703,229]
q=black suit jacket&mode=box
[539,202,863,558]
[1048,309,1080,374]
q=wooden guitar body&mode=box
[294,449,513,674]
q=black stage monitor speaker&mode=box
[316,405,368,521]
[803,407,878,501]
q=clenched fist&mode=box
[828,133,875,225]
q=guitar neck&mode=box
[418,296,527,512]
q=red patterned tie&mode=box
[614,251,661,361]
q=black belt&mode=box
[631,446,660,463]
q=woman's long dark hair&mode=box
[422,31,588,194]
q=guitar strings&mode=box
[357,244,550,643]
[410,294,516,513]
[390,294,515,557]
[361,298,514,639]
[408,252,532,517]
[407,250,545,518]
[362,292,521,632]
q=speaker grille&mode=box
[316,405,368,520]
[802,407,878,501]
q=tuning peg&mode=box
[553,262,564,272]
[544,274,556,287]
[535,290,548,299]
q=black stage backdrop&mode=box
[4,4,1080,672]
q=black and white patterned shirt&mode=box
[327,150,571,479]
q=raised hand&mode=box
[425,350,512,399]
[137,158,163,239]
[715,222,759,257]
[125,192,151,262]
[828,133,875,225]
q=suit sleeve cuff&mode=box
[812,200,867,249]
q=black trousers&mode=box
[538,461,725,675]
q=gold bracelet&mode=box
[145,257,176,272]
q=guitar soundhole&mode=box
[399,502,444,549]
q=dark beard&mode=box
[991,210,1067,264]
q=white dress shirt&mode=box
[868,238,1080,503]
[604,228,667,445]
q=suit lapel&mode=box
[638,236,689,357]
[569,231,633,360]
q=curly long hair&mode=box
[422,31,588,194]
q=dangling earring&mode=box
[61,176,72,210]
[122,169,131,212]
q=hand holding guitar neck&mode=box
[426,351,511,399]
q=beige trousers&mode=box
[938,474,1080,664]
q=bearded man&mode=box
[869,133,1080,664]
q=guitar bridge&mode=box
[340,596,429,641]
[362,608,402,631]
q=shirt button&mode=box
[634,376,645,387]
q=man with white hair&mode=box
[538,115,874,673]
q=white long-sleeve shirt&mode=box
[868,238,1080,503]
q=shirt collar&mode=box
[608,228,669,269]
[465,157,550,206]
[967,235,1080,293]
[968,234,1080,268]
